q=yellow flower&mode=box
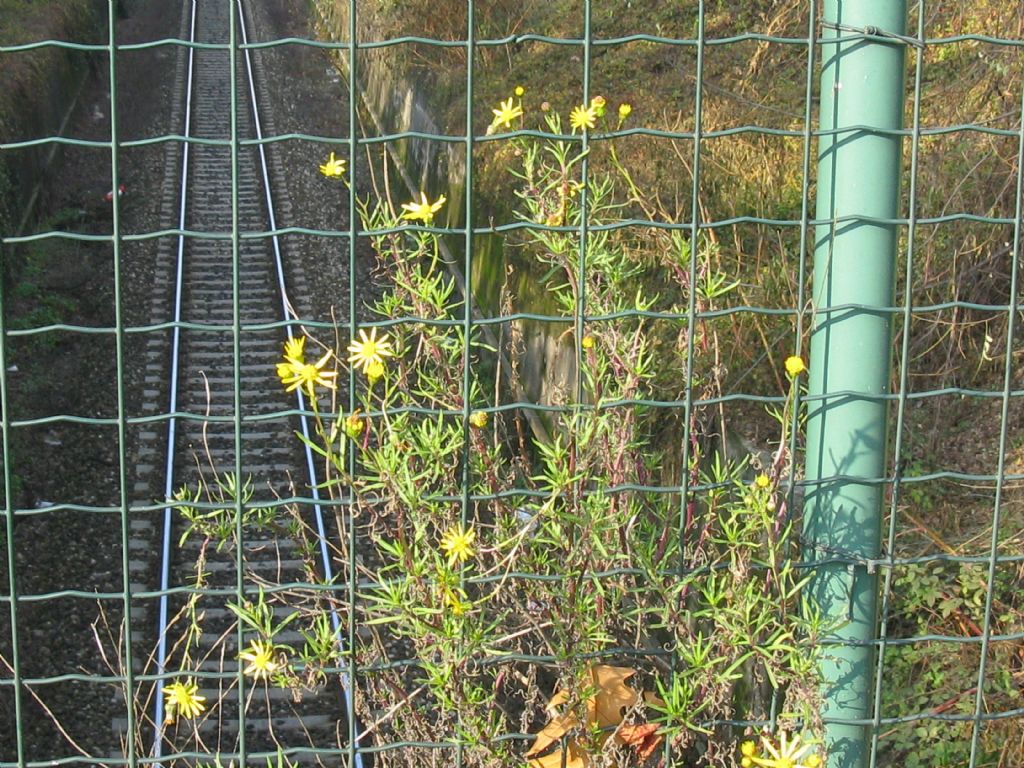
[569,103,597,132]
[347,327,394,373]
[162,678,206,722]
[366,359,386,383]
[740,740,757,768]
[469,410,489,429]
[491,97,524,129]
[581,334,596,350]
[276,341,337,397]
[514,85,525,97]
[754,473,770,489]
[439,525,476,566]
[238,640,280,682]
[401,192,447,223]
[283,335,305,363]
[344,411,364,439]
[590,95,606,117]
[618,103,632,121]
[740,732,822,768]
[318,151,346,178]
[442,585,471,616]
[784,355,806,377]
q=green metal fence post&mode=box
[805,2,906,767]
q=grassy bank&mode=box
[0,0,104,237]
[0,0,108,522]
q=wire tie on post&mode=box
[801,536,887,575]
[847,563,856,622]
[821,20,924,49]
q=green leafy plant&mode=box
[145,95,827,768]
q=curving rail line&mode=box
[140,0,360,763]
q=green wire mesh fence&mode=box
[2,1,1023,768]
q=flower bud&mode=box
[344,412,364,439]
[366,360,386,383]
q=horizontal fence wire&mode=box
[1,1,1023,767]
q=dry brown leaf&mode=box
[526,665,640,763]
[617,723,663,761]
[527,740,591,768]
[546,690,570,712]
[526,709,580,758]
[590,664,639,729]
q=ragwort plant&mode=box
[154,93,828,768]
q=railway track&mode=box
[121,0,357,763]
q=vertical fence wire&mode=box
[227,1,249,763]
[0,134,25,768]
[869,3,925,766]
[345,0,361,765]
[966,42,1024,768]
[671,5,707,768]
[106,0,139,763]
[456,4,476,768]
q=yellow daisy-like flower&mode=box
[785,355,807,377]
[581,334,596,350]
[441,584,472,616]
[449,595,471,616]
[277,342,337,397]
[491,97,523,129]
[590,95,606,117]
[514,85,525,97]
[439,525,476,566]
[569,103,597,132]
[239,640,280,682]
[741,732,822,768]
[754,473,771,489]
[347,327,394,373]
[469,410,489,429]
[740,740,758,768]
[318,151,346,178]
[282,335,305,364]
[401,192,447,224]
[162,678,206,723]
[618,103,632,121]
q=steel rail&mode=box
[149,0,358,761]
[233,3,364,766]
[152,0,197,746]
